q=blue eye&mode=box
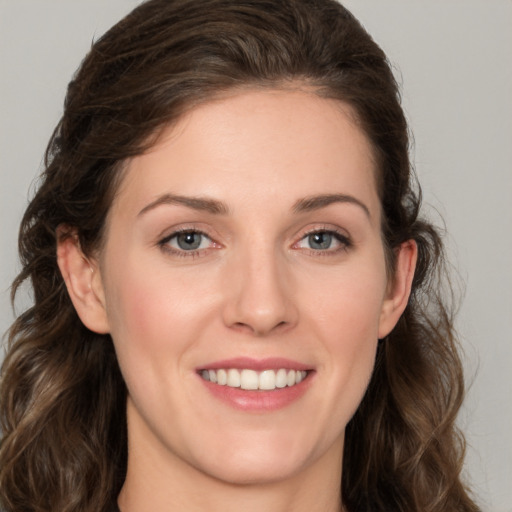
[296,230,350,252]
[307,232,334,250]
[175,232,204,250]
[162,231,213,252]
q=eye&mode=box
[160,230,215,254]
[295,230,351,252]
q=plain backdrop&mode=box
[1,1,511,510]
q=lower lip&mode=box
[199,373,313,412]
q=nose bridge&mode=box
[223,236,296,335]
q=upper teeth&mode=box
[201,368,308,390]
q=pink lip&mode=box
[197,357,312,372]
[196,357,314,412]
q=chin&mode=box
[196,452,307,486]
[185,427,335,486]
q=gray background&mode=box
[1,1,511,510]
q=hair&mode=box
[0,1,480,511]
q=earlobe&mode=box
[56,229,110,334]
[378,240,417,339]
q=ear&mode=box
[378,240,417,339]
[56,229,110,334]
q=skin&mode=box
[58,88,416,512]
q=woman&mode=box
[0,0,481,511]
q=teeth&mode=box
[240,369,259,390]
[258,370,275,390]
[201,368,308,390]
[227,369,241,387]
[217,368,227,385]
[275,368,288,388]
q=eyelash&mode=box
[158,228,216,259]
[294,228,352,256]
[158,227,352,258]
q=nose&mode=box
[222,246,298,336]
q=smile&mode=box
[200,368,308,391]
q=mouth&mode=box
[199,368,309,391]
[196,357,314,411]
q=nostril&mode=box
[275,321,288,331]
[231,322,255,334]
[229,320,290,336]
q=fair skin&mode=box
[58,89,416,512]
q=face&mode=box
[82,89,411,486]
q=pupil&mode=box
[177,232,201,250]
[309,232,331,250]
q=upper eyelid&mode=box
[158,225,219,244]
[296,224,351,240]
[161,227,210,240]
[298,230,350,243]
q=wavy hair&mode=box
[0,1,480,511]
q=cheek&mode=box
[101,255,170,371]
[305,259,386,406]
[311,260,387,341]
[107,274,167,347]
[103,259,219,367]
[102,265,209,424]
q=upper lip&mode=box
[197,357,312,372]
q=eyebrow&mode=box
[138,192,370,218]
[138,194,230,216]
[292,194,371,218]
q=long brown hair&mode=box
[0,1,480,511]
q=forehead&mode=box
[111,88,380,222]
